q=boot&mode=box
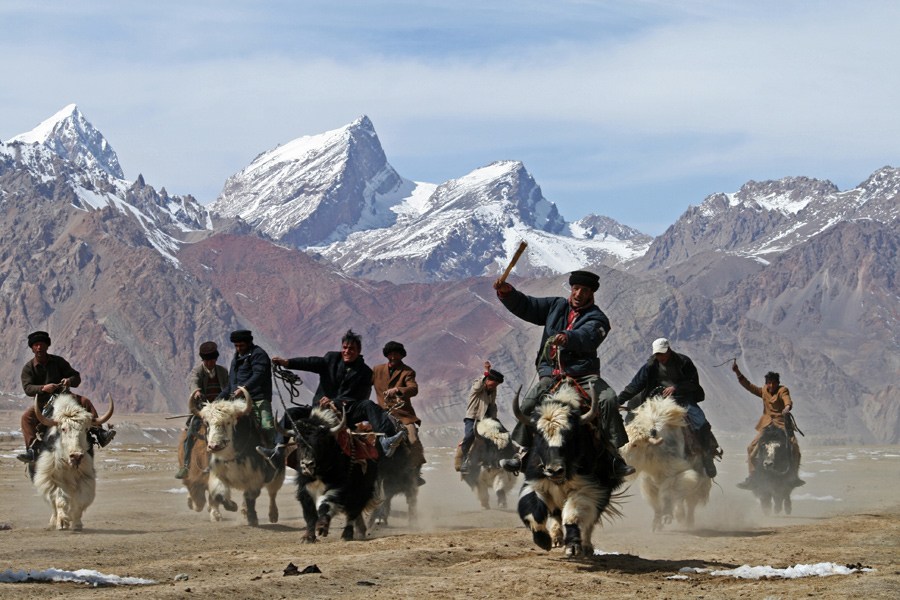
[454,444,465,472]
[612,455,636,477]
[702,454,717,478]
[16,448,37,463]
[256,445,284,467]
[379,429,407,458]
[736,475,753,490]
[92,427,116,448]
[459,457,470,474]
[174,465,189,479]
[500,443,527,474]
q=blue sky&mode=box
[1,1,898,235]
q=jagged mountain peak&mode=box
[7,104,124,178]
[211,115,404,248]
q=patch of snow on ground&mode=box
[680,562,874,579]
[1,567,156,586]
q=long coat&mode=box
[188,363,229,402]
[372,362,420,425]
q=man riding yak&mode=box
[259,329,407,465]
[617,338,722,478]
[17,330,115,465]
[493,269,635,478]
[731,362,804,489]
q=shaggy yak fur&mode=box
[198,397,285,526]
[516,384,625,557]
[369,429,419,528]
[462,418,518,510]
[621,394,711,531]
[33,393,113,531]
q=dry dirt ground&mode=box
[1,410,898,600]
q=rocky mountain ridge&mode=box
[0,105,897,445]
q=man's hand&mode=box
[272,357,289,367]
[551,333,568,347]
[385,387,401,398]
[191,390,203,401]
[493,279,512,294]
[783,405,792,416]
[731,362,741,375]
[41,383,58,393]
[662,386,676,398]
[484,361,491,372]
[318,397,338,413]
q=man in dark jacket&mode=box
[493,270,633,477]
[217,330,276,449]
[262,329,406,462]
[18,330,115,463]
[617,338,721,477]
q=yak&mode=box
[621,393,711,531]
[194,390,285,526]
[32,393,114,530]
[283,407,381,542]
[461,417,518,510]
[368,433,419,528]
[177,414,211,516]
[745,424,803,515]
[514,383,625,557]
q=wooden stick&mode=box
[499,241,528,283]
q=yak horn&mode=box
[189,393,204,417]
[274,421,293,438]
[93,394,115,425]
[236,387,254,416]
[34,395,57,427]
[580,383,601,425]
[330,408,347,436]
[512,385,529,426]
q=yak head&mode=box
[755,425,793,476]
[288,407,346,478]
[194,387,253,456]
[472,418,515,469]
[625,393,688,448]
[514,383,598,484]
[36,393,113,469]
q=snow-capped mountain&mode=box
[632,168,900,277]
[9,104,124,178]
[211,115,650,283]
[210,116,408,248]
[4,105,217,260]
[313,160,650,282]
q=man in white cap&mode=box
[617,338,721,477]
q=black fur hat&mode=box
[485,369,505,383]
[382,341,406,358]
[229,330,253,344]
[569,270,600,292]
[27,331,51,347]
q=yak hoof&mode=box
[300,532,317,544]
[565,543,584,557]
[341,525,355,541]
[532,529,553,551]
[223,499,238,512]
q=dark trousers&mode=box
[460,418,476,457]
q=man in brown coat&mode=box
[372,341,426,483]
[18,330,114,463]
[175,341,229,478]
[732,363,803,488]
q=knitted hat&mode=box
[229,330,253,344]
[199,341,219,360]
[382,341,406,358]
[569,270,600,292]
[27,331,51,347]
